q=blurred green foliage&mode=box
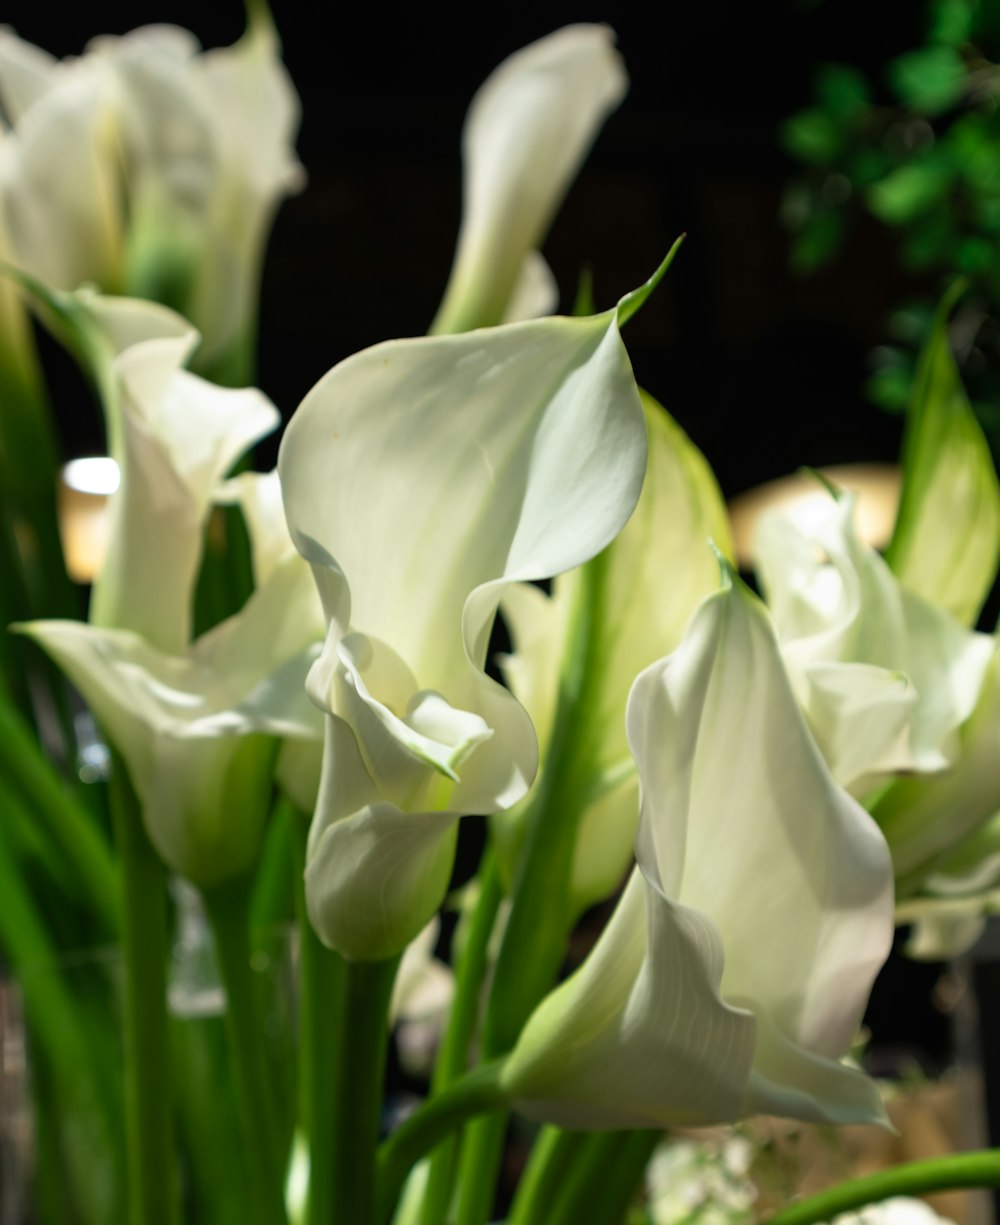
[782,0,1000,453]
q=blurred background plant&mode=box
[782,0,1000,458]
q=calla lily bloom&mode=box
[430,25,627,334]
[873,642,1000,891]
[496,392,731,916]
[22,577,319,887]
[755,492,993,792]
[279,299,649,961]
[502,575,893,1129]
[22,293,319,886]
[0,14,303,373]
[51,290,280,653]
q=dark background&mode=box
[9,1,928,494]
[8,2,968,1073]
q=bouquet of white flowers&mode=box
[0,8,998,1225]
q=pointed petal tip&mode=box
[708,538,734,588]
[616,234,685,327]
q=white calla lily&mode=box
[0,15,302,370]
[430,25,627,334]
[279,301,649,960]
[55,291,279,654]
[23,548,321,887]
[873,643,1000,886]
[496,392,731,914]
[21,292,319,885]
[503,576,893,1129]
[756,491,993,790]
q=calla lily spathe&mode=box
[22,294,319,886]
[0,14,302,372]
[279,302,648,961]
[502,576,893,1130]
[755,492,993,793]
[430,25,627,334]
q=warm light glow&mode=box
[728,464,902,568]
[62,456,120,496]
[58,458,117,583]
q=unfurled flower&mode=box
[755,492,993,793]
[279,298,649,961]
[502,575,893,1129]
[22,293,318,886]
[496,391,730,916]
[0,13,302,375]
[873,641,1000,898]
[430,25,627,334]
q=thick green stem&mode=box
[484,551,609,1056]
[108,757,181,1225]
[452,555,610,1224]
[377,1061,508,1225]
[205,876,290,1225]
[419,853,503,1225]
[332,956,400,1225]
[288,800,346,1225]
[454,1113,508,1225]
[506,1127,588,1225]
[547,1130,660,1225]
[766,1150,1000,1225]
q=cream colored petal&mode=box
[501,251,559,324]
[629,581,893,1063]
[431,25,626,333]
[503,870,756,1129]
[216,468,296,586]
[304,718,460,961]
[0,70,124,290]
[0,28,58,121]
[799,662,916,792]
[74,293,279,650]
[874,646,1000,883]
[757,493,994,775]
[390,918,454,1026]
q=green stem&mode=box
[0,818,126,1224]
[205,875,290,1225]
[452,555,610,1224]
[766,1150,1000,1225]
[288,800,346,1225]
[547,1130,660,1225]
[507,1128,588,1225]
[332,955,400,1225]
[454,1113,508,1225]
[108,756,181,1225]
[484,551,609,1056]
[377,1061,508,1225]
[419,853,503,1225]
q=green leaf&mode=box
[781,108,843,165]
[929,0,976,46]
[816,63,872,119]
[867,163,950,225]
[886,286,1000,625]
[888,46,967,115]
